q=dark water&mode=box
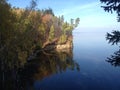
[2,31,120,90]
[72,31,120,90]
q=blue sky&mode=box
[8,0,120,31]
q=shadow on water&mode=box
[106,30,120,67]
[1,49,80,90]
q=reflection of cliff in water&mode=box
[1,49,80,90]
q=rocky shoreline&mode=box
[42,42,73,51]
[28,41,73,60]
[43,38,73,51]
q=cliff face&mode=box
[12,8,79,52]
[0,0,79,71]
[43,36,73,51]
[56,37,73,50]
[56,42,72,50]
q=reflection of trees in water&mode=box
[106,30,120,67]
[1,49,80,90]
[33,50,80,80]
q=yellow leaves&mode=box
[49,25,55,41]
[58,34,67,44]
[64,26,72,31]
[38,24,45,34]
[0,0,75,70]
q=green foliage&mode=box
[70,19,74,26]
[29,0,37,10]
[61,15,64,24]
[49,25,55,41]
[0,0,16,43]
[0,0,80,69]
[39,23,45,34]
[43,8,54,16]
[75,18,80,27]
[100,0,120,21]
[58,34,67,44]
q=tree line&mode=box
[0,0,80,69]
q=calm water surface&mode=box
[3,30,120,90]
[34,31,120,90]
[72,31,120,90]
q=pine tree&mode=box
[100,0,120,21]
[75,18,80,27]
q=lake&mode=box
[3,29,120,90]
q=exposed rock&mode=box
[42,37,73,51]
[42,38,58,48]
[56,41,72,50]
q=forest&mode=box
[0,0,80,69]
[1,0,120,90]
